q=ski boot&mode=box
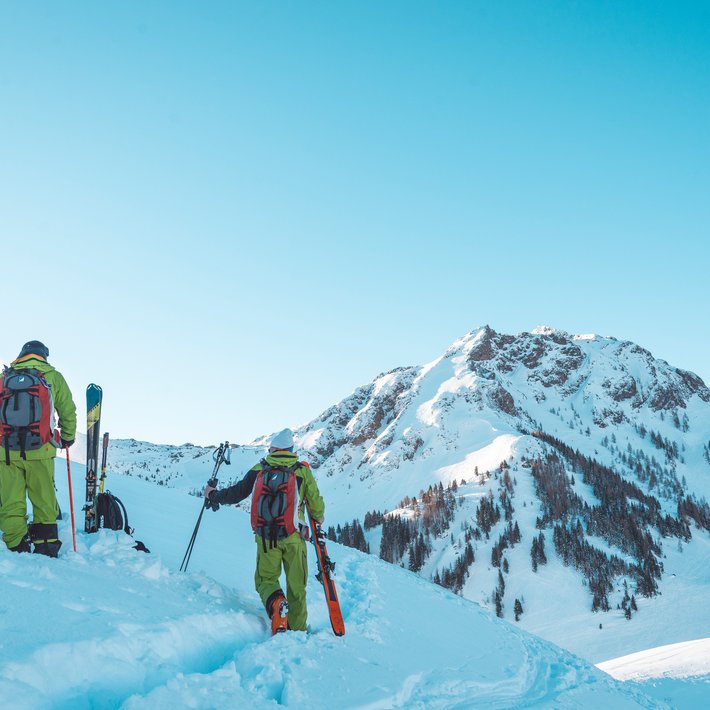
[268,592,289,635]
[9,533,32,553]
[29,523,62,558]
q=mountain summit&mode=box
[295,325,708,514]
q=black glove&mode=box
[61,438,75,448]
[204,485,220,512]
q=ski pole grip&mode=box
[205,476,220,511]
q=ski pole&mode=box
[65,446,77,553]
[179,442,230,572]
[99,432,109,494]
[179,442,228,571]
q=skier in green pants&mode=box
[205,428,325,634]
[0,341,77,556]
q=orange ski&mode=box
[306,502,345,636]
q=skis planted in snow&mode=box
[99,432,109,494]
[306,501,345,636]
[84,384,103,533]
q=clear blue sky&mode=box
[1,1,708,445]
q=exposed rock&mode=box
[350,370,416,446]
[675,368,710,402]
[467,326,496,363]
[521,340,547,369]
[608,376,638,402]
[593,407,625,427]
[402,432,424,461]
[650,385,686,412]
[488,384,517,416]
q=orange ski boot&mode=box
[270,593,289,635]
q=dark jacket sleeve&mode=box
[212,467,259,505]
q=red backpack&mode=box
[0,367,58,464]
[251,461,301,550]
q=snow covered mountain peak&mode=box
[92,324,710,516]
[531,324,570,337]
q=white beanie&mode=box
[270,428,294,451]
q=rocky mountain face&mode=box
[294,326,709,515]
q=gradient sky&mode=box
[1,1,708,445]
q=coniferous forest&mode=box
[327,430,710,619]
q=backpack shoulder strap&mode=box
[292,462,307,491]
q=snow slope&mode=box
[598,641,710,710]
[21,324,708,706]
[70,325,710,671]
[96,442,710,666]
[598,638,710,681]
[0,461,660,710]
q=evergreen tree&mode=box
[495,590,503,618]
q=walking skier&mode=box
[204,428,325,634]
[0,341,77,556]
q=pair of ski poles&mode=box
[64,433,110,553]
[180,441,231,572]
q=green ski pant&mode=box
[254,533,309,631]
[0,457,59,549]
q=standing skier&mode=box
[205,428,325,634]
[0,341,77,556]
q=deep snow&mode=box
[0,460,666,709]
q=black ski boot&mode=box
[9,533,32,553]
[29,523,62,558]
[33,540,62,558]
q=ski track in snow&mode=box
[123,555,656,710]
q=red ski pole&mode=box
[65,446,77,552]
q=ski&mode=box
[84,384,103,533]
[306,501,345,636]
[100,432,109,495]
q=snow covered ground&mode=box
[598,638,710,681]
[72,326,710,672]
[0,461,672,709]
[598,640,710,710]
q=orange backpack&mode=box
[250,461,300,550]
